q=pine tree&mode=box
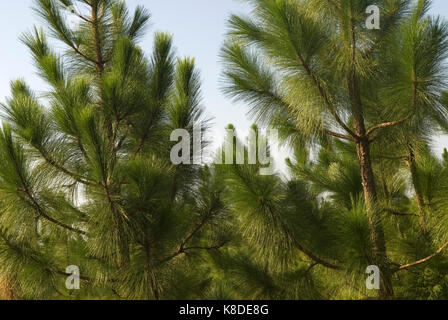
[2,0,448,301]
[0,0,229,299]
[220,0,448,298]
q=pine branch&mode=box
[53,269,92,282]
[17,180,86,236]
[160,241,228,265]
[69,7,92,24]
[366,115,412,136]
[375,155,407,160]
[0,232,91,281]
[305,262,319,276]
[159,206,225,264]
[91,3,105,76]
[265,202,342,271]
[35,0,97,65]
[34,145,91,185]
[325,129,357,142]
[397,241,448,271]
[385,209,419,217]
[132,120,154,158]
[182,243,229,252]
[296,53,358,140]
[114,122,130,152]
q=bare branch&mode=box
[325,129,357,142]
[159,208,225,265]
[385,208,419,217]
[183,241,229,253]
[375,155,407,161]
[159,241,227,265]
[366,115,412,136]
[397,241,448,271]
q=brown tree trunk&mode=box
[349,55,393,298]
[91,4,105,77]
[355,137,394,298]
[0,278,16,300]
[406,147,426,232]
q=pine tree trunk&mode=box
[349,46,393,297]
[406,147,426,232]
[0,278,16,300]
[351,90,394,298]
[356,137,394,298]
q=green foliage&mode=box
[218,0,448,300]
[1,0,448,300]
[0,0,225,300]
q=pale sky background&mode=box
[1,0,448,168]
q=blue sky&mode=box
[1,0,448,158]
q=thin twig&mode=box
[385,209,419,217]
